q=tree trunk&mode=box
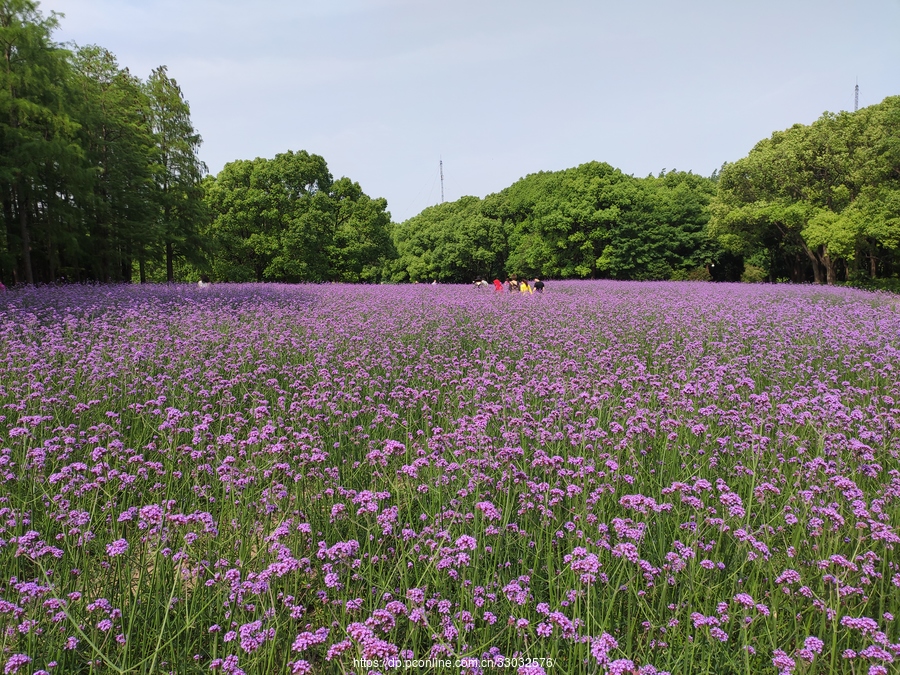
[870,251,877,279]
[139,255,146,284]
[166,241,174,282]
[100,220,110,282]
[800,240,824,284]
[47,232,56,283]
[822,249,836,285]
[122,243,133,282]
[15,185,33,285]
[791,254,805,282]
[2,194,14,282]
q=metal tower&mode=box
[855,81,859,112]
[440,158,444,203]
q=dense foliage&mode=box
[393,96,900,286]
[202,151,393,283]
[389,165,725,283]
[0,0,207,285]
[710,96,900,284]
[1,282,899,674]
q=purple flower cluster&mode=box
[0,280,899,672]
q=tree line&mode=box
[1,0,206,285]
[710,98,900,285]
[388,166,729,283]
[388,96,900,286]
[2,0,898,287]
[201,151,393,283]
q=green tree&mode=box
[204,150,393,282]
[70,45,156,281]
[390,196,507,282]
[486,164,618,278]
[494,163,717,281]
[710,96,900,284]
[0,0,80,284]
[201,159,270,282]
[389,164,719,284]
[145,65,206,282]
[259,150,333,281]
[328,176,394,282]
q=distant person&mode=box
[431,279,438,285]
[506,278,516,293]
[198,274,210,289]
[493,279,504,292]
[533,278,544,293]
[0,280,6,292]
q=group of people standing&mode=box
[473,277,544,294]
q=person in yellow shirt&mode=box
[519,279,532,294]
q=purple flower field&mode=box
[1,281,899,675]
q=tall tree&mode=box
[710,97,900,284]
[396,163,721,282]
[145,65,206,282]
[328,177,394,282]
[201,158,270,282]
[259,150,333,281]
[0,0,80,284]
[390,196,503,282]
[204,150,393,282]
[70,45,156,281]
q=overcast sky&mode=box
[47,0,900,222]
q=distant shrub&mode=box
[671,266,712,282]
[633,260,674,281]
[741,264,767,283]
[844,277,900,294]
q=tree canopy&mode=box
[709,96,900,284]
[389,164,722,283]
[0,0,205,285]
[203,151,393,283]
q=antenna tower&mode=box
[855,81,859,112]
[440,158,444,203]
